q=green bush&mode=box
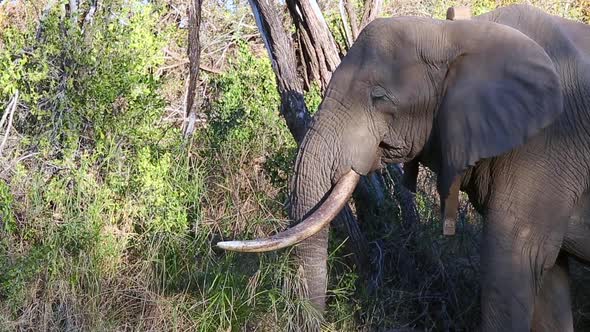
[208,41,288,147]
[0,0,206,327]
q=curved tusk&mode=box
[216,170,360,252]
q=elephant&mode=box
[217,4,590,331]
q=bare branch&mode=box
[81,0,98,33]
[0,91,19,158]
[0,152,39,179]
[0,99,11,132]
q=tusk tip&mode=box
[216,241,240,251]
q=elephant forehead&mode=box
[359,17,446,51]
[341,24,445,76]
[362,16,441,40]
[334,52,400,87]
[345,34,403,64]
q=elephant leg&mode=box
[479,206,567,332]
[531,252,573,332]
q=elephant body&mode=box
[219,4,590,331]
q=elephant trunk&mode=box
[216,109,361,253]
[287,120,351,312]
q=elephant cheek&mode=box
[342,127,379,176]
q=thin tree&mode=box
[183,0,203,139]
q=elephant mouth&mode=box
[216,170,361,252]
[379,140,409,164]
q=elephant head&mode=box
[217,17,563,312]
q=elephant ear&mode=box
[435,28,563,199]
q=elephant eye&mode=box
[371,86,394,108]
[371,86,388,100]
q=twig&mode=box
[199,64,223,74]
[0,152,39,178]
[156,60,223,76]
[0,90,19,158]
[0,98,12,131]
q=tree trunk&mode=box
[183,0,203,139]
[286,0,340,91]
[359,0,383,32]
[339,0,358,47]
[248,0,311,143]
[338,0,383,47]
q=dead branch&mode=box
[81,0,98,33]
[0,152,39,179]
[0,100,11,132]
[0,91,19,158]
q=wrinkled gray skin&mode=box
[289,4,590,331]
